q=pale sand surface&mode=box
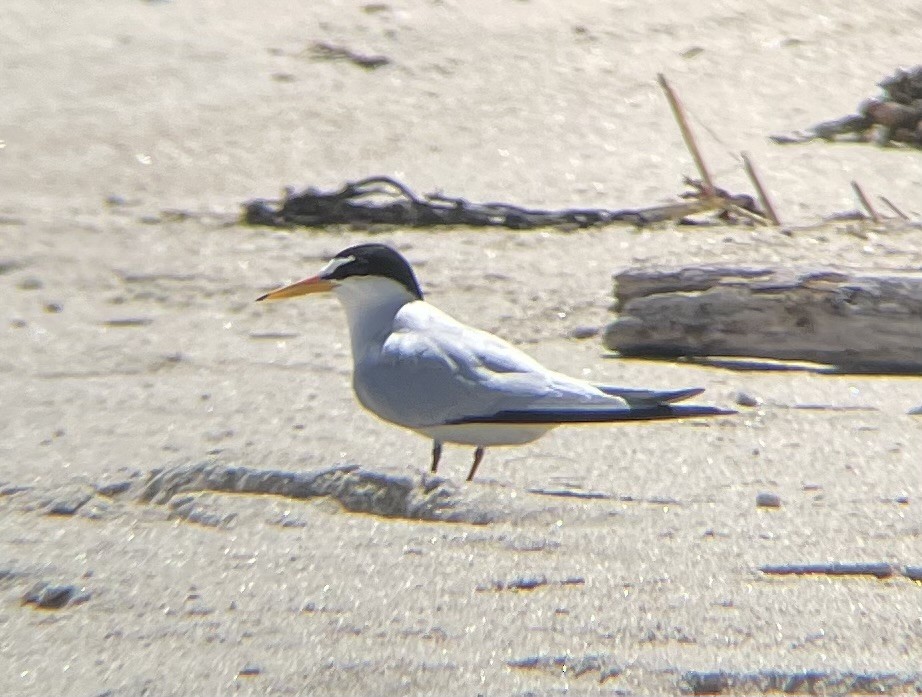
[2,1,922,695]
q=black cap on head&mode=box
[321,244,423,299]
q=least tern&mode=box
[258,244,731,481]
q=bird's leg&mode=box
[431,441,443,473]
[466,447,486,481]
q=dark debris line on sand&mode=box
[244,176,654,229]
[243,175,765,231]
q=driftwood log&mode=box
[604,266,922,372]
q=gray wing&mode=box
[352,304,622,428]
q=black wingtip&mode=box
[449,404,736,425]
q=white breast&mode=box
[415,422,555,447]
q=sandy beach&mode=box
[2,1,922,694]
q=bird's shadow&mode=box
[603,353,922,376]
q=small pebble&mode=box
[22,582,90,609]
[185,603,215,616]
[684,671,727,695]
[568,325,599,340]
[734,391,760,407]
[907,405,922,416]
[480,575,549,592]
[46,489,93,516]
[756,492,782,508]
[103,317,154,327]
[561,576,585,586]
[17,277,43,290]
[238,663,262,677]
[95,480,133,497]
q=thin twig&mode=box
[658,74,716,197]
[726,203,769,226]
[741,152,781,225]
[851,181,880,223]
[879,195,910,221]
[635,198,723,224]
[349,176,425,205]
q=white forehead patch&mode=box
[319,255,355,277]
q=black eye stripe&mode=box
[324,244,423,299]
[326,260,366,279]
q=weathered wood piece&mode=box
[604,266,922,372]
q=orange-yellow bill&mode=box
[256,276,334,302]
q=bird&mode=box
[257,243,732,481]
